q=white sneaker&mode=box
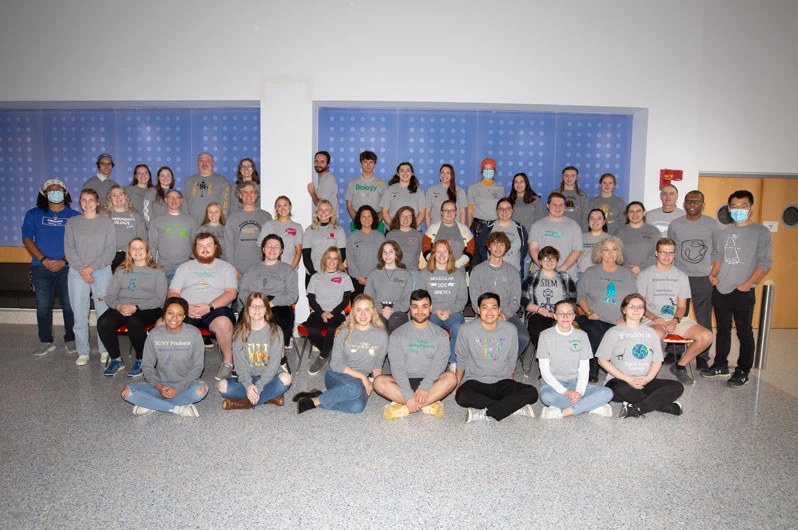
[589,403,613,418]
[541,406,564,420]
[465,407,488,424]
[285,337,294,350]
[512,404,535,419]
[75,355,89,366]
[174,404,199,417]
[100,352,109,364]
[447,362,456,373]
[132,406,154,416]
[32,343,56,357]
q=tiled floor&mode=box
[1,323,797,529]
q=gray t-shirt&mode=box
[258,219,303,267]
[711,222,773,294]
[345,230,385,280]
[307,271,354,311]
[316,172,340,216]
[537,326,593,381]
[579,231,608,274]
[467,181,505,221]
[614,223,659,270]
[199,223,226,260]
[344,175,386,213]
[588,195,626,234]
[148,212,198,269]
[365,268,414,313]
[141,187,170,228]
[469,260,521,317]
[512,197,545,232]
[596,323,663,381]
[380,183,426,220]
[577,265,638,324]
[224,209,273,274]
[389,321,450,400]
[125,185,148,215]
[82,175,118,200]
[455,319,518,384]
[426,184,467,224]
[302,224,347,273]
[415,267,468,314]
[182,172,231,223]
[637,265,691,319]
[426,222,470,264]
[560,188,590,229]
[668,215,721,277]
[490,222,524,271]
[233,325,284,391]
[142,324,205,392]
[646,207,685,237]
[528,216,583,279]
[329,326,389,375]
[64,215,117,271]
[105,264,168,310]
[110,211,147,251]
[170,258,237,305]
[238,261,299,307]
[386,229,422,272]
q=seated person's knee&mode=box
[217,379,228,393]
[278,372,292,385]
[120,386,130,399]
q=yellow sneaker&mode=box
[383,402,410,420]
[420,401,445,419]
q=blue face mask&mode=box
[482,169,495,180]
[729,208,749,223]
[47,190,65,203]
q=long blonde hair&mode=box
[309,199,340,230]
[120,237,163,273]
[103,184,136,215]
[335,293,385,341]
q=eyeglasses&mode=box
[250,304,266,309]
[626,304,645,310]
[555,312,575,317]
[264,244,281,249]
[441,209,457,214]
[497,207,513,212]
[240,165,254,170]
[541,256,558,262]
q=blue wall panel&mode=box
[0,111,44,244]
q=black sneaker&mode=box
[728,372,750,388]
[280,356,292,374]
[663,352,676,364]
[696,358,710,371]
[701,365,730,378]
[619,402,644,419]
[659,401,683,415]
[669,363,693,384]
[203,336,214,349]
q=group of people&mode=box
[21,149,772,420]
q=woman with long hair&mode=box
[259,195,304,269]
[217,292,293,410]
[380,162,426,226]
[588,173,626,234]
[365,240,413,334]
[425,163,466,226]
[120,297,207,417]
[345,205,385,296]
[96,238,168,377]
[200,202,226,259]
[415,239,467,367]
[597,293,684,418]
[386,205,422,280]
[305,246,354,375]
[559,165,590,229]
[65,188,116,367]
[125,164,152,214]
[295,294,388,414]
[614,201,659,277]
[103,184,146,271]
[302,199,346,287]
[230,158,261,213]
[142,166,176,228]
[579,208,609,276]
[508,172,544,230]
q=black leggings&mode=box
[605,377,684,414]
[306,311,346,359]
[96,307,162,360]
[270,305,295,347]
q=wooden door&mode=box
[699,176,798,328]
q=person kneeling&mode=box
[373,289,457,419]
[217,293,292,410]
[454,292,538,423]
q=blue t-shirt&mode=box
[21,206,81,266]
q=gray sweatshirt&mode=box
[302,224,347,272]
[105,265,168,310]
[455,319,517,384]
[386,229,422,271]
[388,321,450,400]
[239,261,299,307]
[182,172,231,222]
[415,267,468,314]
[615,223,659,270]
[307,271,353,311]
[346,230,385,280]
[64,215,116,271]
[668,215,721,277]
[110,211,147,251]
[233,325,284,391]
[365,268,413,312]
[577,264,638,324]
[224,209,273,273]
[329,326,389,375]
[712,222,773,294]
[149,212,198,268]
[468,260,521,317]
[142,324,205,392]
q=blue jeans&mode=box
[220,374,291,405]
[31,265,74,343]
[539,379,613,416]
[165,268,177,285]
[318,370,369,413]
[68,266,112,357]
[124,380,208,413]
[429,312,465,363]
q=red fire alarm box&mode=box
[659,169,683,190]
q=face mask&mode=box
[729,209,749,223]
[47,190,65,203]
[482,169,495,180]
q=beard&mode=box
[314,164,328,174]
[195,254,215,265]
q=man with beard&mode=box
[308,151,339,217]
[168,233,238,382]
[183,152,231,223]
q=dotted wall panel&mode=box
[0,106,259,249]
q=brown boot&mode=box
[222,398,254,410]
[266,395,284,407]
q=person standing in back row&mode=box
[183,152,231,223]
[467,158,505,268]
[344,150,385,232]
[82,153,120,200]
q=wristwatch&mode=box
[208,303,215,312]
